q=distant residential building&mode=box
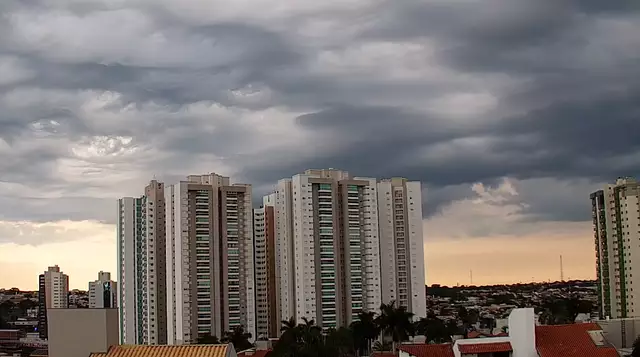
[165,173,256,345]
[273,169,383,329]
[117,180,168,345]
[38,265,69,339]
[89,272,117,308]
[591,177,640,319]
[378,177,427,318]
[253,194,278,339]
[47,308,119,357]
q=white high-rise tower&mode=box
[165,173,256,345]
[592,177,640,319]
[117,180,167,345]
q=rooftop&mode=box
[535,323,618,357]
[457,342,512,354]
[397,344,454,357]
[101,345,233,357]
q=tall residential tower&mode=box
[253,194,278,339]
[274,169,383,329]
[165,173,256,345]
[378,178,427,317]
[38,265,69,339]
[117,180,167,345]
[592,177,640,319]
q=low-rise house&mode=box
[397,308,618,357]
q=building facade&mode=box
[165,173,255,345]
[274,169,383,329]
[38,265,69,338]
[377,178,427,318]
[89,272,118,308]
[47,308,119,357]
[592,177,640,319]
[117,180,168,345]
[253,194,278,339]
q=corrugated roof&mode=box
[397,344,454,357]
[88,353,107,357]
[458,342,512,354]
[105,345,230,357]
[536,323,619,357]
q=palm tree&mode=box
[325,327,355,357]
[281,317,297,333]
[372,341,392,352]
[197,334,220,344]
[414,313,450,343]
[222,326,253,351]
[632,335,640,357]
[350,311,379,356]
[375,301,415,352]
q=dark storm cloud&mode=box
[0,0,638,234]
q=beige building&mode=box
[592,177,640,319]
[165,173,255,344]
[47,308,118,357]
[38,265,69,339]
[89,271,117,308]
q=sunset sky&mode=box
[1,0,638,290]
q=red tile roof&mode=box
[397,344,454,357]
[458,342,512,354]
[535,323,618,357]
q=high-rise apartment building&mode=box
[592,177,640,319]
[165,173,256,345]
[274,169,383,329]
[117,180,168,345]
[38,265,69,338]
[253,194,278,339]
[377,178,427,318]
[89,271,118,308]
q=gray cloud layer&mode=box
[0,0,639,238]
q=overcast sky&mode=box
[1,0,639,289]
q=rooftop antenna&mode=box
[560,255,564,282]
[470,270,473,285]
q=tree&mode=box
[350,311,379,356]
[324,327,355,357]
[538,297,592,325]
[222,326,254,352]
[632,335,640,357]
[280,317,297,333]
[372,341,392,352]
[197,334,220,344]
[375,301,415,352]
[414,314,450,343]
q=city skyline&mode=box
[1,174,598,291]
[0,0,638,296]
